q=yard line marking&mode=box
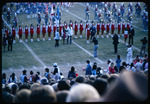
[72,41,104,63]
[2,16,47,68]
[73,4,146,53]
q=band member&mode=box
[94,4,98,20]
[122,21,125,37]
[117,22,121,37]
[5,26,9,37]
[45,11,49,26]
[106,22,110,38]
[96,21,100,38]
[37,13,41,24]
[79,20,84,38]
[85,20,89,37]
[64,21,67,29]
[25,25,29,42]
[86,25,90,43]
[18,25,23,42]
[85,3,90,20]
[111,21,115,37]
[124,27,128,45]
[36,24,40,41]
[30,24,34,42]
[53,22,57,38]
[13,13,18,28]
[48,22,52,40]
[12,25,16,43]
[101,21,105,38]
[42,23,46,41]
[69,20,73,28]
[59,22,63,40]
[74,21,78,38]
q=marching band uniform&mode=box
[30,24,34,42]
[69,20,73,29]
[36,24,40,41]
[122,22,125,37]
[96,22,100,38]
[101,22,105,38]
[85,21,89,38]
[64,21,67,29]
[12,26,16,43]
[106,22,110,38]
[94,5,98,20]
[74,21,78,38]
[18,26,23,42]
[25,26,29,42]
[124,28,128,44]
[42,24,46,41]
[79,21,84,38]
[117,22,121,36]
[126,22,130,30]
[48,23,52,40]
[86,26,90,43]
[53,23,57,38]
[111,22,115,37]
[85,4,90,20]
[37,14,41,24]
[59,23,63,40]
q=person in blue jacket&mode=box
[85,59,92,75]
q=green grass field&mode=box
[2,2,148,79]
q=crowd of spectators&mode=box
[1,54,148,102]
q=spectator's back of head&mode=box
[30,86,56,102]
[30,83,41,91]
[13,89,31,103]
[75,76,85,83]
[66,83,100,102]
[18,83,30,91]
[58,80,71,91]
[56,90,69,102]
[2,91,14,103]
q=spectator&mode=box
[35,71,41,82]
[66,83,100,102]
[2,34,7,52]
[29,86,56,102]
[91,36,98,57]
[56,90,69,102]
[11,83,18,95]
[13,89,31,103]
[29,71,36,83]
[60,72,65,79]
[116,55,121,69]
[52,63,60,81]
[30,83,41,91]
[57,80,71,91]
[8,73,17,83]
[107,74,119,84]
[114,66,119,73]
[141,59,147,71]
[112,33,119,53]
[2,91,14,103]
[54,27,60,47]
[130,63,136,72]
[104,59,111,74]
[68,66,76,79]
[75,69,78,77]
[44,68,50,81]
[135,59,142,72]
[127,44,133,65]
[75,76,85,83]
[18,83,30,91]
[93,78,108,96]
[20,70,28,83]
[85,59,92,75]
[2,73,7,84]
[40,77,49,85]
[92,62,97,75]
[108,62,115,74]
[140,37,147,56]
[96,67,103,77]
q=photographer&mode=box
[140,37,147,56]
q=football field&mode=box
[2,2,148,79]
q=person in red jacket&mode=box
[64,21,67,29]
[18,25,23,42]
[25,25,29,42]
[36,24,40,41]
[108,62,115,74]
[69,20,73,28]
[122,21,125,37]
[111,21,115,37]
[106,22,110,38]
[59,22,63,40]
[86,25,90,43]
[5,26,9,37]
[42,23,46,41]
[79,20,84,38]
[12,25,16,43]
[47,22,52,41]
[74,21,78,38]
[118,22,121,37]
[126,20,130,31]
[96,21,100,38]
[30,24,34,42]
[101,21,105,38]
[85,20,89,38]
[53,22,57,38]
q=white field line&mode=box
[74,3,145,53]
[2,16,47,68]
[72,41,104,63]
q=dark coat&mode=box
[3,36,7,45]
[113,34,119,44]
[128,28,134,37]
[90,26,96,36]
[7,35,13,45]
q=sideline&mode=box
[2,16,47,68]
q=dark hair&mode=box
[70,66,75,73]
[86,59,90,64]
[56,90,69,102]
[2,73,6,79]
[11,73,15,81]
[92,64,97,71]
[37,71,40,75]
[30,71,34,75]
[130,63,134,68]
[76,76,85,83]
[114,66,118,73]
[45,68,49,72]
[23,70,27,75]
[122,62,127,66]
[117,55,120,59]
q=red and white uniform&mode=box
[85,23,89,29]
[64,23,67,29]
[5,28,9,36]
[12,27,16,38]
[74,23,78,32]
[30,26,34,34]
[86,27,90,40]
[111,23,115,34]
[96,23,100,35]
[42,25,46,34]
[122,22,125,34]
[18,27,23,39]
[118,23,121,34]
[126,23,130,30]
[79,23,83,31]
[53,24,57,37]
[101,23,105,35]
[36,26,40,34]
[59,24,63,36]
[124,29,128,39]
[106,23,110,34]
[70,22,73,28]
[25,27,29,39]
[48,25,52,33]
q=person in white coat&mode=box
[66,24,73,44]
[127,44,133,65]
